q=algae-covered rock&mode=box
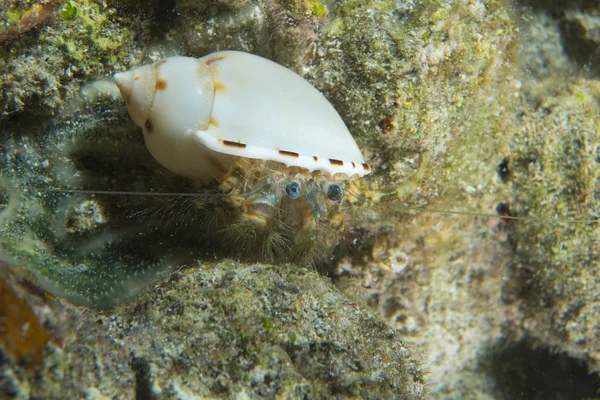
[0,0,144,119]
[0,106,178,308]
[308,0,600,397]
[0,263,426,399]
[176,0,329,71]
[502,79,600,370]
[340,4,600,399]
[0,0,62,45]
[521,0,600,74]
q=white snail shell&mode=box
[113,51,371,180]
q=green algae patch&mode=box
[55,0,136,72]
[60,2,78,20]
[310,1,327,17]
[278,0,328,17]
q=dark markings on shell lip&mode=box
[144,119,153,133]
[279,150,299,158]
[362,163,371,171]
[351,162,356,168]
[329,159,344,166]
[313,156,318,161]
[157,79,168,90]
[221,139,247,149]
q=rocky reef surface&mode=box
[0,263,425,398]
[1,0,599,399]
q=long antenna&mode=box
[11,185,597,225]
[389,205,597,225]
[344,187,598,225]
[16,182,273,199]
[40,187,232,198]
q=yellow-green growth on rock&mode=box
[278,0,328,17]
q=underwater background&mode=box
[0,0,599,398]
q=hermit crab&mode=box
[112,50,420,266]
[0,50,593,308]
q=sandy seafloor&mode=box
[0,0,599,399]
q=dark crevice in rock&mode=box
[518,0,600,75]
[480,338,600,400]
[518,0,598,15]
[131,355,154,400]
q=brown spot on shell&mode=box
[144,119,153,133]
[362,163,371,172]
[279,150,299,158]
[134,76,140,81]
[214,81,225,93]
[329,159,344,166]
[313,156,318,161]
[221,140,247,149]
[351,162,356,169]
[158,59,167,65]
[205,55,226,65]
[209,117,219,127]
[157,79,168,90]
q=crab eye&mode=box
[327,184,343,201]
[286,181,301,200]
